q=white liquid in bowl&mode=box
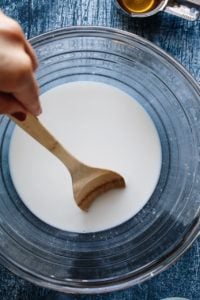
[9,81,162,233]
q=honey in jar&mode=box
[118,0,160,14]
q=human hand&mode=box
[0,11,42,117]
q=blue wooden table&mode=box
[0,1,200,299]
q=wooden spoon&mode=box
[9,112,125,211]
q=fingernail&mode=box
[12,112,27,121]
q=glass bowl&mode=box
[0,26,200,294]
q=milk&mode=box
[9,81,161,233]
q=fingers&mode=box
[0,12,38,71]
[0,11,41,116]
[13,72,42,116]
[24,39,38,71]
[0,92,26,115]
[0,48,42,116]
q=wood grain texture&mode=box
[0,0,200,299]
[9,112,125,211]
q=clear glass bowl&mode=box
[0,27,200,294]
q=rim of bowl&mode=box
[1,26,200,294]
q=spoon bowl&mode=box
[9,112,125,211]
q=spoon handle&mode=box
[9,112,79,173]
